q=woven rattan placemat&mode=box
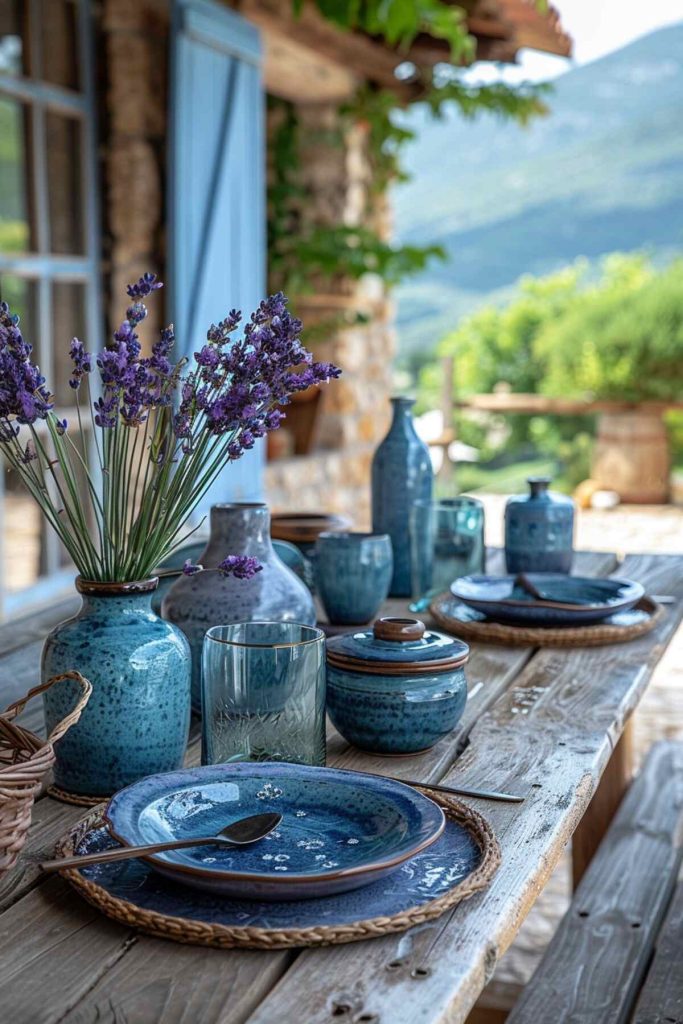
[55,791,500,950]
[429,594,664,648]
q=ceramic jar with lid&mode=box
[326,617,469,755]
[504,476,575,574]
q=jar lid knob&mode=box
[373,617,425,642]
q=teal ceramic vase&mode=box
[41,578,191,798]
[372,397,433,597]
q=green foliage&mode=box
[418,253,683,471]
[536,257,683,401]
[275,2,550,307]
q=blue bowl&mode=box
[105,762,445,900]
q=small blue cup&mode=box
[314,532,393,625]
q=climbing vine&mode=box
[268,1,551,317]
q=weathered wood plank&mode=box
[0,596,77,659]
[242,554,683,1024]
[632,866,683,1024]
[0,876,135,1024]
[507,740,683,1024]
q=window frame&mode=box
[0,0,102,618]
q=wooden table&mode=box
[0,549,681,1024]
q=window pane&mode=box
[0,275,38,346]
[46,112,84,254]
[40,0,80,91]
[0,0,27,77]
[53,280,86,404]
[0,98,33,253]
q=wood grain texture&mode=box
[508,741,683,1024]
[242,554,683,1024]
[632,866,683,1024]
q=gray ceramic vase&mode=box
[162,503,317,712]
[41,578,191,798]
[371,397,433,597]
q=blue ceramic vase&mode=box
[326,617,469,754]
[41,578,191,798]
[372,397,433,597]
[163,503,316,712]
[504,477,575,574]
[314,532,393,625]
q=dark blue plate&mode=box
[105,763,445,900]
[72,811,480,930]
[450,574,644,626]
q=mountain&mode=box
[393,23,683,360]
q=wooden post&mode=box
[439,354,455,486]
[572,720,635,887]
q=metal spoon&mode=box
[40,811,282,873]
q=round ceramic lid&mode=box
[326,617,469,676]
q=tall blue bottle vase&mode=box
[42,578,191,799]
[162,503,317,712]
[371,397,433,597]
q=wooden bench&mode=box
[507,740,683,1024]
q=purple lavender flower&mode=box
[217,555,262,580]
[182,560,203,576]
[55,418,68,436]
[126,272,163,299]
[69,338,92,390]
[0,301,53,426]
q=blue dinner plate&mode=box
[450,574,644,626]
[105,763,445,900]
[71,811,481,933]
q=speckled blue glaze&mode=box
[105,763,445,899]
[435,593,652,631]
[41,580,191,797]
[162,505,316,712]
[505,477,575,573]
[314,532,393,625]
[372,397,433,597]
[326,622,469,754]
[73,809,481,928]
[451,574,644,626]
[327,665,467,755]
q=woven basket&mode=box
[0,672,92,876]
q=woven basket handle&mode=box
[2,672,93,745]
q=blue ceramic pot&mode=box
[163,504,316,712]
[326,617,469,754]
[372,397,433,597]
[314,532,393,625]
[504,477,575,574]
[41,578,191,798]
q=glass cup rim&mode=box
[317,530,390,543]
[412,496,484,512]
[204,621,325,649]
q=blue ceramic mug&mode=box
[314,532,393,625]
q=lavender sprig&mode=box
[0,276,340,583]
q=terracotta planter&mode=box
[592,411,670,503]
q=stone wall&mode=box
[100,2,394,524]
[264,101,395,525]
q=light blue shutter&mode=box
[169,0,265,507]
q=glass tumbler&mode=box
[201,622,326,767]
[410,497,486,607]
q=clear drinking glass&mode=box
[201,622,326,767]
[410,497,486,609]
